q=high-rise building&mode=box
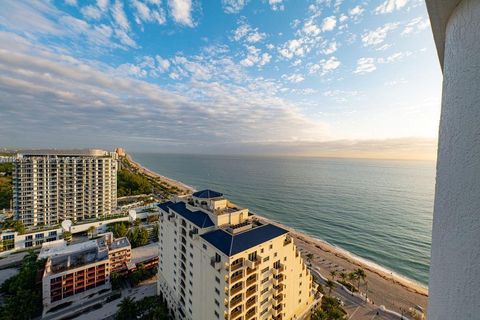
[13,149,118,227]
[157,190,317,320]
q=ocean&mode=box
[131,153,434,285]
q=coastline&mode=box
[125,153,428,314]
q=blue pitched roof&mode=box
[192,189,223,199]
[157,201,214,229]
[201,224,288,256]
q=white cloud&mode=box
[323,41,337,54]
[349,5,364,16]
[233,19,266,43]
[80,5,102,19]
[112,0,130,30]
[375,0,409,14]
[269,0,284,11]
[240,46,271,67]
[168,0,193,27]
[402,17,430,35]
[131,0,166,25]
[222,0,247,13]
[65,0,77,6]
[321,16,337,32]
[309,56,341,75]
[303,20,321,36]
[279,39,306,59]
[354,57,376,74]
[377,51,412,64]
[361,23,399,46]
[282,73,305,83]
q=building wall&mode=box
[13,151,117,226]
[427,0,480,318]
[109,247,131,273]
[42,259,110,314]
[0,228,63,256]
[157,206,315,320]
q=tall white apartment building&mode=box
[13,149,118,227]
[157,190,316,320]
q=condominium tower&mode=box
[157,190,317,320]
[13,149,118,226]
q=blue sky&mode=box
[0,0,442,159]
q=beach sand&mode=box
[127,153,429,316]
[125,154,193,194]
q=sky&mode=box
[0,0,442,160]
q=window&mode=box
[263,256,269,262]
[260,287,268,295]
[261,267,269,273]
[269,244,273,249]
[214,299,220,307]
[261,277,269,284]
[214,311,219,318]
[215,288,220,295]
[215,276,220,284]
[261,298,268,305]
[248,251,257,261]
[203,244,207,250]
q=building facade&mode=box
[41,238,111,315]
[13,149,118,226]
[157,190,316,320]
[0,227,62,254]
[108,237,132,273]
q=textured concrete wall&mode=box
[428,0,480,318]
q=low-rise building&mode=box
[41,238,111,316]
[0,227,62,255]
[157,189,316,320]
[109,237,132,273]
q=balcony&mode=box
[230,294,243,308]
[230,307,243,319]
[230,271,244,284]
[245,306,257,319]
[274,294,283,303]
[230,283,243,296]
[245,256,261,269]
[272,265,285,276]
[245,285,257,298]
[273,275,284,286]
[274,285,284,293]
[245,296,257,309]
[272,304,283,317]
[231,260,244,272]
[246,274,257,287]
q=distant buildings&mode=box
[13,149,118,227]
[40,234,131,315]
[1,227,62,253]
[157,190,316,320]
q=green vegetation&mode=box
[152,224,159,242]
[0,251,45,319]
[128,264,157,286]
[62,231,72,242]
[128,226,149,248]
[117,157,183,198]
[109,222,130,238]
[115,296,169,320]
[0,163,13,210]
[1,220,26,234]
[311,296,347,320]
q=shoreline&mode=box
[125,152,429,314]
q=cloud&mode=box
[282,73,305,83]
[349,5,364,16]
[222,0,247,13]
[354,57,376,74]
[268,0,285,11]
[377,51,412,64]
[112,0,130,30]
[321,16,337,32]
[375,0,409,14]
[131,0,166,25]
[309,56,341,75]
[233,19,266,43]
[323,41,337,55]
[279,38,307,59]
[80,5,102,19]
[401,17,430,35]
[168,0,194,26]
[303,20,321,37]
[240,46,271,67]
[0,31,327,151]
[361,22,399,46]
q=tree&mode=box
[325,279,336,295]
[128,226,149,248]
[87,226,96,239]
[109,222,129,238]
[152,223,159,242]
[111,272,122,290]
[311,296,347,320]
[116,297,138,320]
[63,231,72,243]
[339,272,347,283]
[354,268,367,293]
[13,220,25,234]
[329,270,337,281]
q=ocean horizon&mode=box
[132,152,434,285]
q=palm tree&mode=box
[348,272,358,291]
[116,297,137,320]
[354,268,367,293]
[339,272,347,283]
[325,279,336,295]
[329,270,337,281]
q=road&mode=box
[310,267,409,320]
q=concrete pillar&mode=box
[428,0,480,318]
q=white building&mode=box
[0,227,62,255]
[13,149,118,227]
[157,189,316,320]
[426,0,480,318]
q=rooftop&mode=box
[110,237,131,250]
[192,189,224,199]
[201,223,288,256]
[158,201,215,228]
[17,149,113,157]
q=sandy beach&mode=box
[125,154,194,194]
[128,153,429,316]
